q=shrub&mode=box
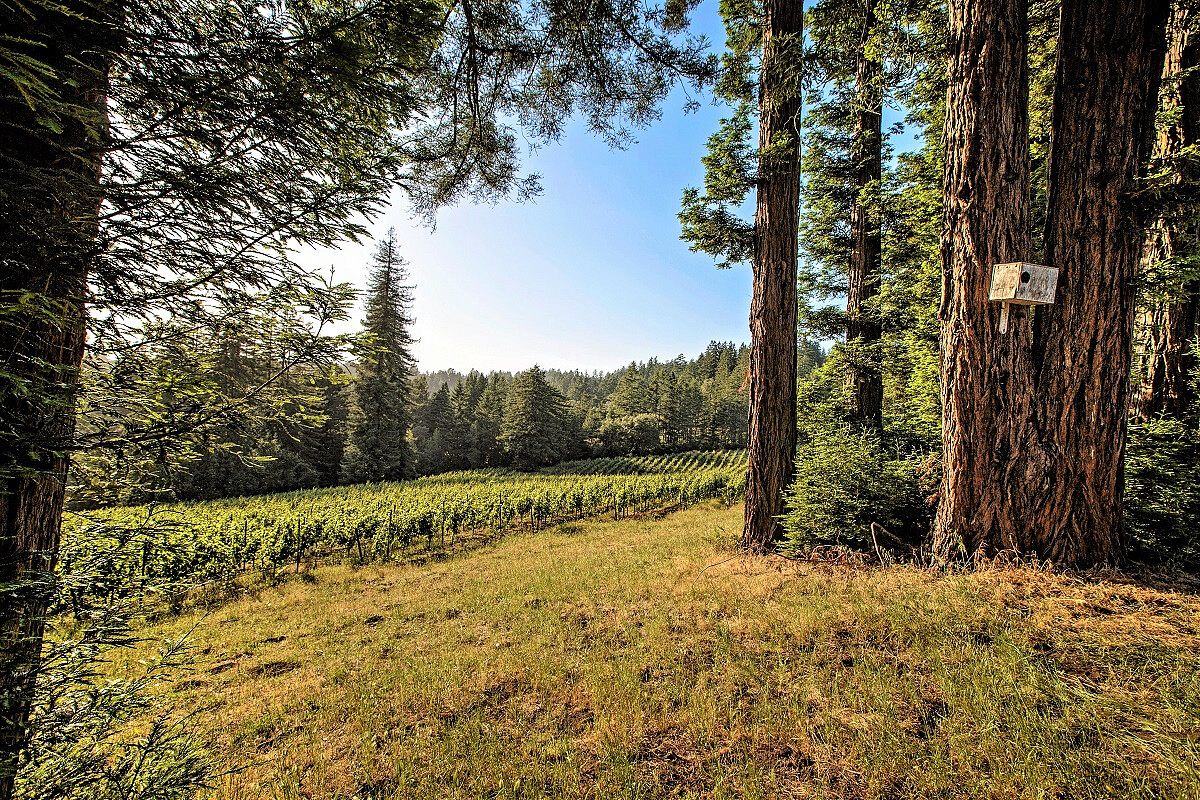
[781,357,933,555]
[1125,415,1200,569]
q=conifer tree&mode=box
[800,0,930,431]
[680,0,805,551]
[500,367,578,470]
[471,374,511,467]
[934,0,1169,565]
[0,0,717,785]
[342,230,418,483]
[1135,1,1200,422]
[414,382,467,474]
[610,365,654,416]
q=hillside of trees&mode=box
[65,226,814,505]
[70,323,804,504]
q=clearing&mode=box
[114,502,1200,799]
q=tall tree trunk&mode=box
[936,0,1169,567]
[845,0,884,430]
[744,0,804,552]
[933,0,1037,560]
[0,3,108,795]
[1135,2,1200,422]
[1026,0,1169,563]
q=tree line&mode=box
[70,228,797,504]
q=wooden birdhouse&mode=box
[988,262,1059,333]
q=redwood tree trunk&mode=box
[1135,2,1200,422]
[744,0,804,552]
[936,0,1168,566]
[1136,284,1200,419]
[933,0,1037,560]
[0,3,107,794]
[845,0,884,430]
[1027,0,1169,563]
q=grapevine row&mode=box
[59,460,746,606]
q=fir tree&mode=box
[342,230,418,483]
[500,367,579,470]
[610,364,654,416]
[471,374,511,467]
[414,382,466,474]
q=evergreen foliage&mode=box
[782,355,932,553]
[784,0,944,553]
[500,367,581,471]
[343,231,418,483]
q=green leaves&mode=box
[679,107,756,268]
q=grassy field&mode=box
[113,502,1200,800]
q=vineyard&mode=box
[59,451,747,607]
[540,449,747,476]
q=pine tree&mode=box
[414,382,465,474]
[500,367,578,470]
[470,374,510,467]
[610,364,654,416]
[342,230,418,483]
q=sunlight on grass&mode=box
[115,502,1200,799]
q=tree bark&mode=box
[1025,0,1168,564]
[936,0,1169,567]
[0,3,108,795]
[933,0,1037,560]
[1135,2,1200,422]
[845,0,884,431]
[744,0,804,552]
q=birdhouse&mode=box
[988,262,1059,333]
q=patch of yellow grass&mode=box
[113,503,1200,800]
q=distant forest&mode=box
[71,333,822,507]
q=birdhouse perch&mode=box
[988,262,1059,333]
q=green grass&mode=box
[113,502,1200,799]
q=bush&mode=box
[782,420,929,553]
[781,357,933,555]
[1125,416,1200,569]
[13,520,214,800]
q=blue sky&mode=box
[298,1,923,374]
[298,1,749,375]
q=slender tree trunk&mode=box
[1026,0,1169,563]
[845,0,884,430]
[0,3,109,795]
[1135,2,1200,422]
[933,0,1037,560]
[744,0,804,553]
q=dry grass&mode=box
[111,502,1200,799]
